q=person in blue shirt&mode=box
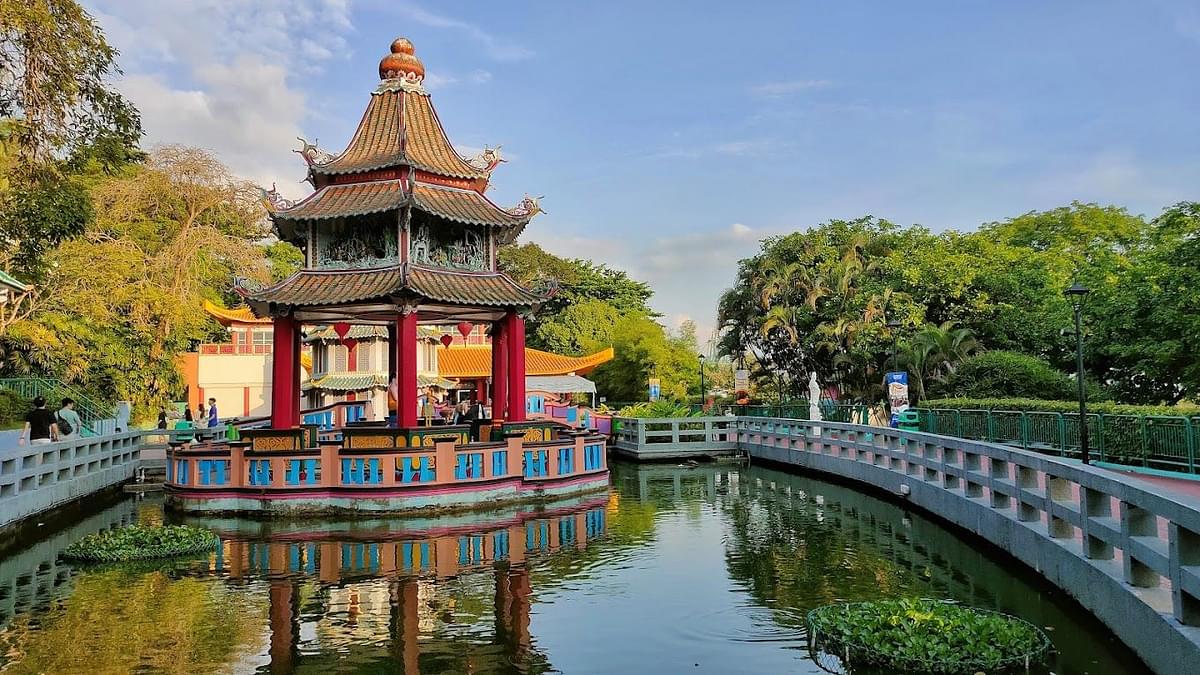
[207,397,219,428]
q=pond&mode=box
[0,461,1149,674]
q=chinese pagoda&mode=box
[250,37,545,430]
[163,38,609,516]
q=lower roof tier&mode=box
[246,264,545,315]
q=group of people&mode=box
[156,398,220,430]
[19,397,82,445]
[418,387,487,425]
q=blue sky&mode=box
[85,0,1200,344]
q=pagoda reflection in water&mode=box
[182,494,608,673]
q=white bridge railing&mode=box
[0,431,142,530]
[736,416,1200,675]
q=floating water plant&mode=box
[62,524,218,563]
[807,598,1051,674]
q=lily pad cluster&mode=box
[807,598,1051,674]
[62,524,218,563]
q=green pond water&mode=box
[0,461,1150,674]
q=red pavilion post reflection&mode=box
[221,495,608,673]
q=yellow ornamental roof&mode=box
[203,300,271,325]
[438,346,613,379]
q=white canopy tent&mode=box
[525,375,597,394]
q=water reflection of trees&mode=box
[720,464,1152,675]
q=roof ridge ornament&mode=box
[507,194,546,218]
[259,183,295,212]
[464,145,505,172]
[294,137,334,166]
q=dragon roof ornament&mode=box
[464,146,505,172]
[259,183,295,212]
[294,137,335,167]
[507,194,546,218]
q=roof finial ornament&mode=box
[465,145,505,172]
[259,183,295,212]
[294,137,334,166]
[508,194,546,218]
[379,37,425,81]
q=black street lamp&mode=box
[698,354,706,406]
[886,319,902,371]
[1064,282,1091,464]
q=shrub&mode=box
[807,598,1051,674]
[0,388,31,429]
[919,397,1198,417]
[615,400,704,418]
[934,351,1103,401]
[62,524,218,563]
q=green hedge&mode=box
[920,397,1198,418]
[934,351,1105,401]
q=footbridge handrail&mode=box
[736,416,1200,675]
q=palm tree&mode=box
[902,322,979,400]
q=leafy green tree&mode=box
[0,0,141,173]
[933,351,1079,401]
[588,314,700,402]
[498,242,653,351]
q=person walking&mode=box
[20,396,57,446]
[56,398,83,441]
[207,397,220,428]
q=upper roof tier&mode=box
[298,38,502,185]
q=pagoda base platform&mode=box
[162,425,610,518]
[164,471,609,517]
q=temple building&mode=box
[164,38,609,515]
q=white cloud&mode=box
[649,139,779,160]
[85,0,357,198]
[750,79,832,98]
[390,1,534,61]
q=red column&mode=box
[475,377,487,403]
[291,324,302,425]
[395,312,418,428]
[506,312,527,423]
[271,316,298,429]
[491,321,508,420]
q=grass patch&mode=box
[807,598,1051,674]
[62,525,218,563]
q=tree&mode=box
[0,0,141,174]
[4,146,273,415]
[899,322,978,401]
[498,242,653,351]
[588,314,700,402]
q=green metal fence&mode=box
[732,402,871,425]
[914,407,1199,475]
[0,377,116,435]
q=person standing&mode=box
[20,397,57,445]
[56,398,83,440]
[207,397,220,428]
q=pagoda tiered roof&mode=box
[311,90,491,181]
[271,180,531,230]
[247,264,544,310]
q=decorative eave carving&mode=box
[463,145,505,172]
[259,183,295,213]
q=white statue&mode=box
[808,372,822,422]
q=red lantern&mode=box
[456,321,473,339]
[333,322,351,340]
[440,334,454,348]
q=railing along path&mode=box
[737,416,1200,675]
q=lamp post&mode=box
[1064,282,1091,464]
[886,319,902,371]
[698,354,706,407]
